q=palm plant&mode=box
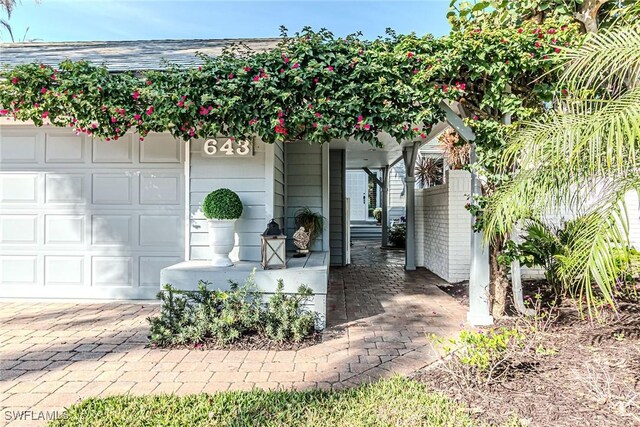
[484,11,640,316]
[415,156,443,188]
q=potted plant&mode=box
[293,207,325,252]
[373,207,382,225]
[202,188,243,267]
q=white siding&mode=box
[286,142,324,252]
[273,141,286,230]
[388,163,405,220]
[330,149,346,266]
[189,139,266,261]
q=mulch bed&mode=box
[149,332,323,352]
[417,282,640,426]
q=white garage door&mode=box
[0,127,185,299]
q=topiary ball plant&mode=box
[202,188,243,220]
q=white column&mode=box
[467,144,493,326]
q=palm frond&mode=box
[561,26,640,91]
[0,17,14,42]
[504,86,640,177]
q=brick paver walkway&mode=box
[0,241,466,425]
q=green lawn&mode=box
[50,377,516,427]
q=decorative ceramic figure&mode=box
[292,226,310,254]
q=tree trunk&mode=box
[489,239,510,318]
[575,0,608,33]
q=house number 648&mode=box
[203,139,252,156]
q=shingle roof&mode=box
[0,38,281,71]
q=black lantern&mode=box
[261,219,286,269]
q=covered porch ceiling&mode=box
[329,120,450,170]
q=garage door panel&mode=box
[140,136,181,163]
[92,174,133,205]
[92,136,134,163]
[139,215,181,247]
[92,215,132,245]
[45,134,86,163]
[92,256,133,287]
[45,215,85,245]
[0,214,38,244]
[45,256,84,286]
[0,255,38,285]
[140,173,181,205]
[45,174,85,204]
[0,134,39,163]
[0,174,39,203]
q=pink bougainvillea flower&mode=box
[291,63,300,69]
[0,110,8,116]
[326,65,334,71]
[177,100,184,107]
[322,125,328,132]
[420,132,427,138]
[146,106,154,116]
[413,68,418,74]
[279,68,285,73]
[40,87,47,94]
[364,124,371,131]
[517,28,523,34]
[473,115,479,121]
[313,122,318,128]
[134,114,141,120]
[50,74,57,80]
[42,111,49,119]
[11,77,18,84]
[283,55,290,63]
[228,73,234,79]
[315,112,322,118]
[547,28,557,34]
[139,137,144,141]
[111,117,117,123]
[91,123,98,128]
[357,115,364,123]
[115,128,121,133]
[132,91,140,100]
[146,80,152,85]
[243,66,251,72]
[313,77,319,83]
[34,103,40,108]
[308,103,313,109]
[535,42,541,48]
[554,48,561,53]
[407,52,414,58]
[253,75,260,82]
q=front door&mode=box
[346,170,368,221]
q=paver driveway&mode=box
[0,241,467,426]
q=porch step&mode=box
[350,223,382,240]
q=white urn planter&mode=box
[207,219,237,267]
[202,188,244,268]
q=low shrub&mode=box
[148,275,318,347]
[389,223,406,248]
[431,327,526,386]
[264,281,317,342]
